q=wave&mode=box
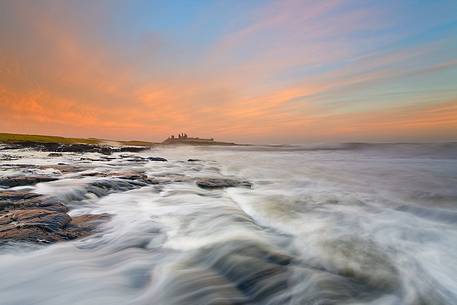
[0,144,457,304]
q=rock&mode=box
[0,176,58,187]
[0,195,68,213]
[65,213,111,238]
[0,191,71,242]
[70,213,110,226]
[0,184,113,243]
[0,209,71,242]
[196,178,252,189]
[81,172,107,177]
[0,189,110,243]
[148,157,167,162]
[80,157,108,162]
[0,190,68,213]
[0,190,41,202]
[48,152,63,157]
[0,154,20,161]
[112,171,148,181]
[4,141,114,155]
[188,159,201,162]
[119,155,148,162]
[0,209,109,243]
[5,141,150,154]
[119,146,148,153]
[38,164,86,173]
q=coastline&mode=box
[0,132,243,150]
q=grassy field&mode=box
[0,133,156,146]
[0,133,101,144]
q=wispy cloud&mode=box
[0,0,456,142]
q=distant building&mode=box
[163,133,217,144]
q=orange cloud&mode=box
[0,1,456,143]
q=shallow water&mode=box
[1,143,457,305]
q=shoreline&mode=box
[0,132,243,150]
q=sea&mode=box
[0,142,456,305]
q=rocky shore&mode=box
[0,188,110,243]
[1,141,148,155]
[0,143,252,245]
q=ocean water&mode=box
[1,143,457,305]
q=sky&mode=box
[0,0,456,144]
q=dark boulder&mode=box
[64,213,111,239]
[188,159,201,162]
[0,190,41,202]
[196,178,252,189]
[0,209,110,243]
[0,195,68,213]
[119,146,148,153]
[48,152,63,157]
[148,157,168,162]
[0,176,58,187]
[0,190,110,243]
[0,190,68,213]
[4,141,113,155]
[0,209,71,242]
[38,164,86,174]
[0,154,20,161]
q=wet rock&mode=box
[188,159,201,162]
[118,155,166,162]
[0,164,39,171]
[119,155,148,162]
[82,176,157,198]
[0,190,68,213]
[48,152,63,157]
[0,209,71,242]
[119,146,148,153]
[196,178,252,189]
[38,164,86,174]
[0,196,68,213]
[65,213,111,238]
[70,213,110,226]
[148,157,167,162]
[0,209,109,243]
[0,176,58,187]
[81,171,108,177]
[0,173,116,243]
[4,141,147,156]
[179,241,292,305]
[80,157,115,162]
[0,189,110,243]
[5,141,114,155]
[112,171,148,181]
[119,154,132,158]
[64,144,113,155]
[0,154,20,161]
[0,190,41,202]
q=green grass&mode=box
[0,132,157,146]
[0,133,100,145]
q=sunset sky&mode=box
[1,0,456,143]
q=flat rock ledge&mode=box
[196,178,252,189]
[0,190,109,243]
[0,176,58,188]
